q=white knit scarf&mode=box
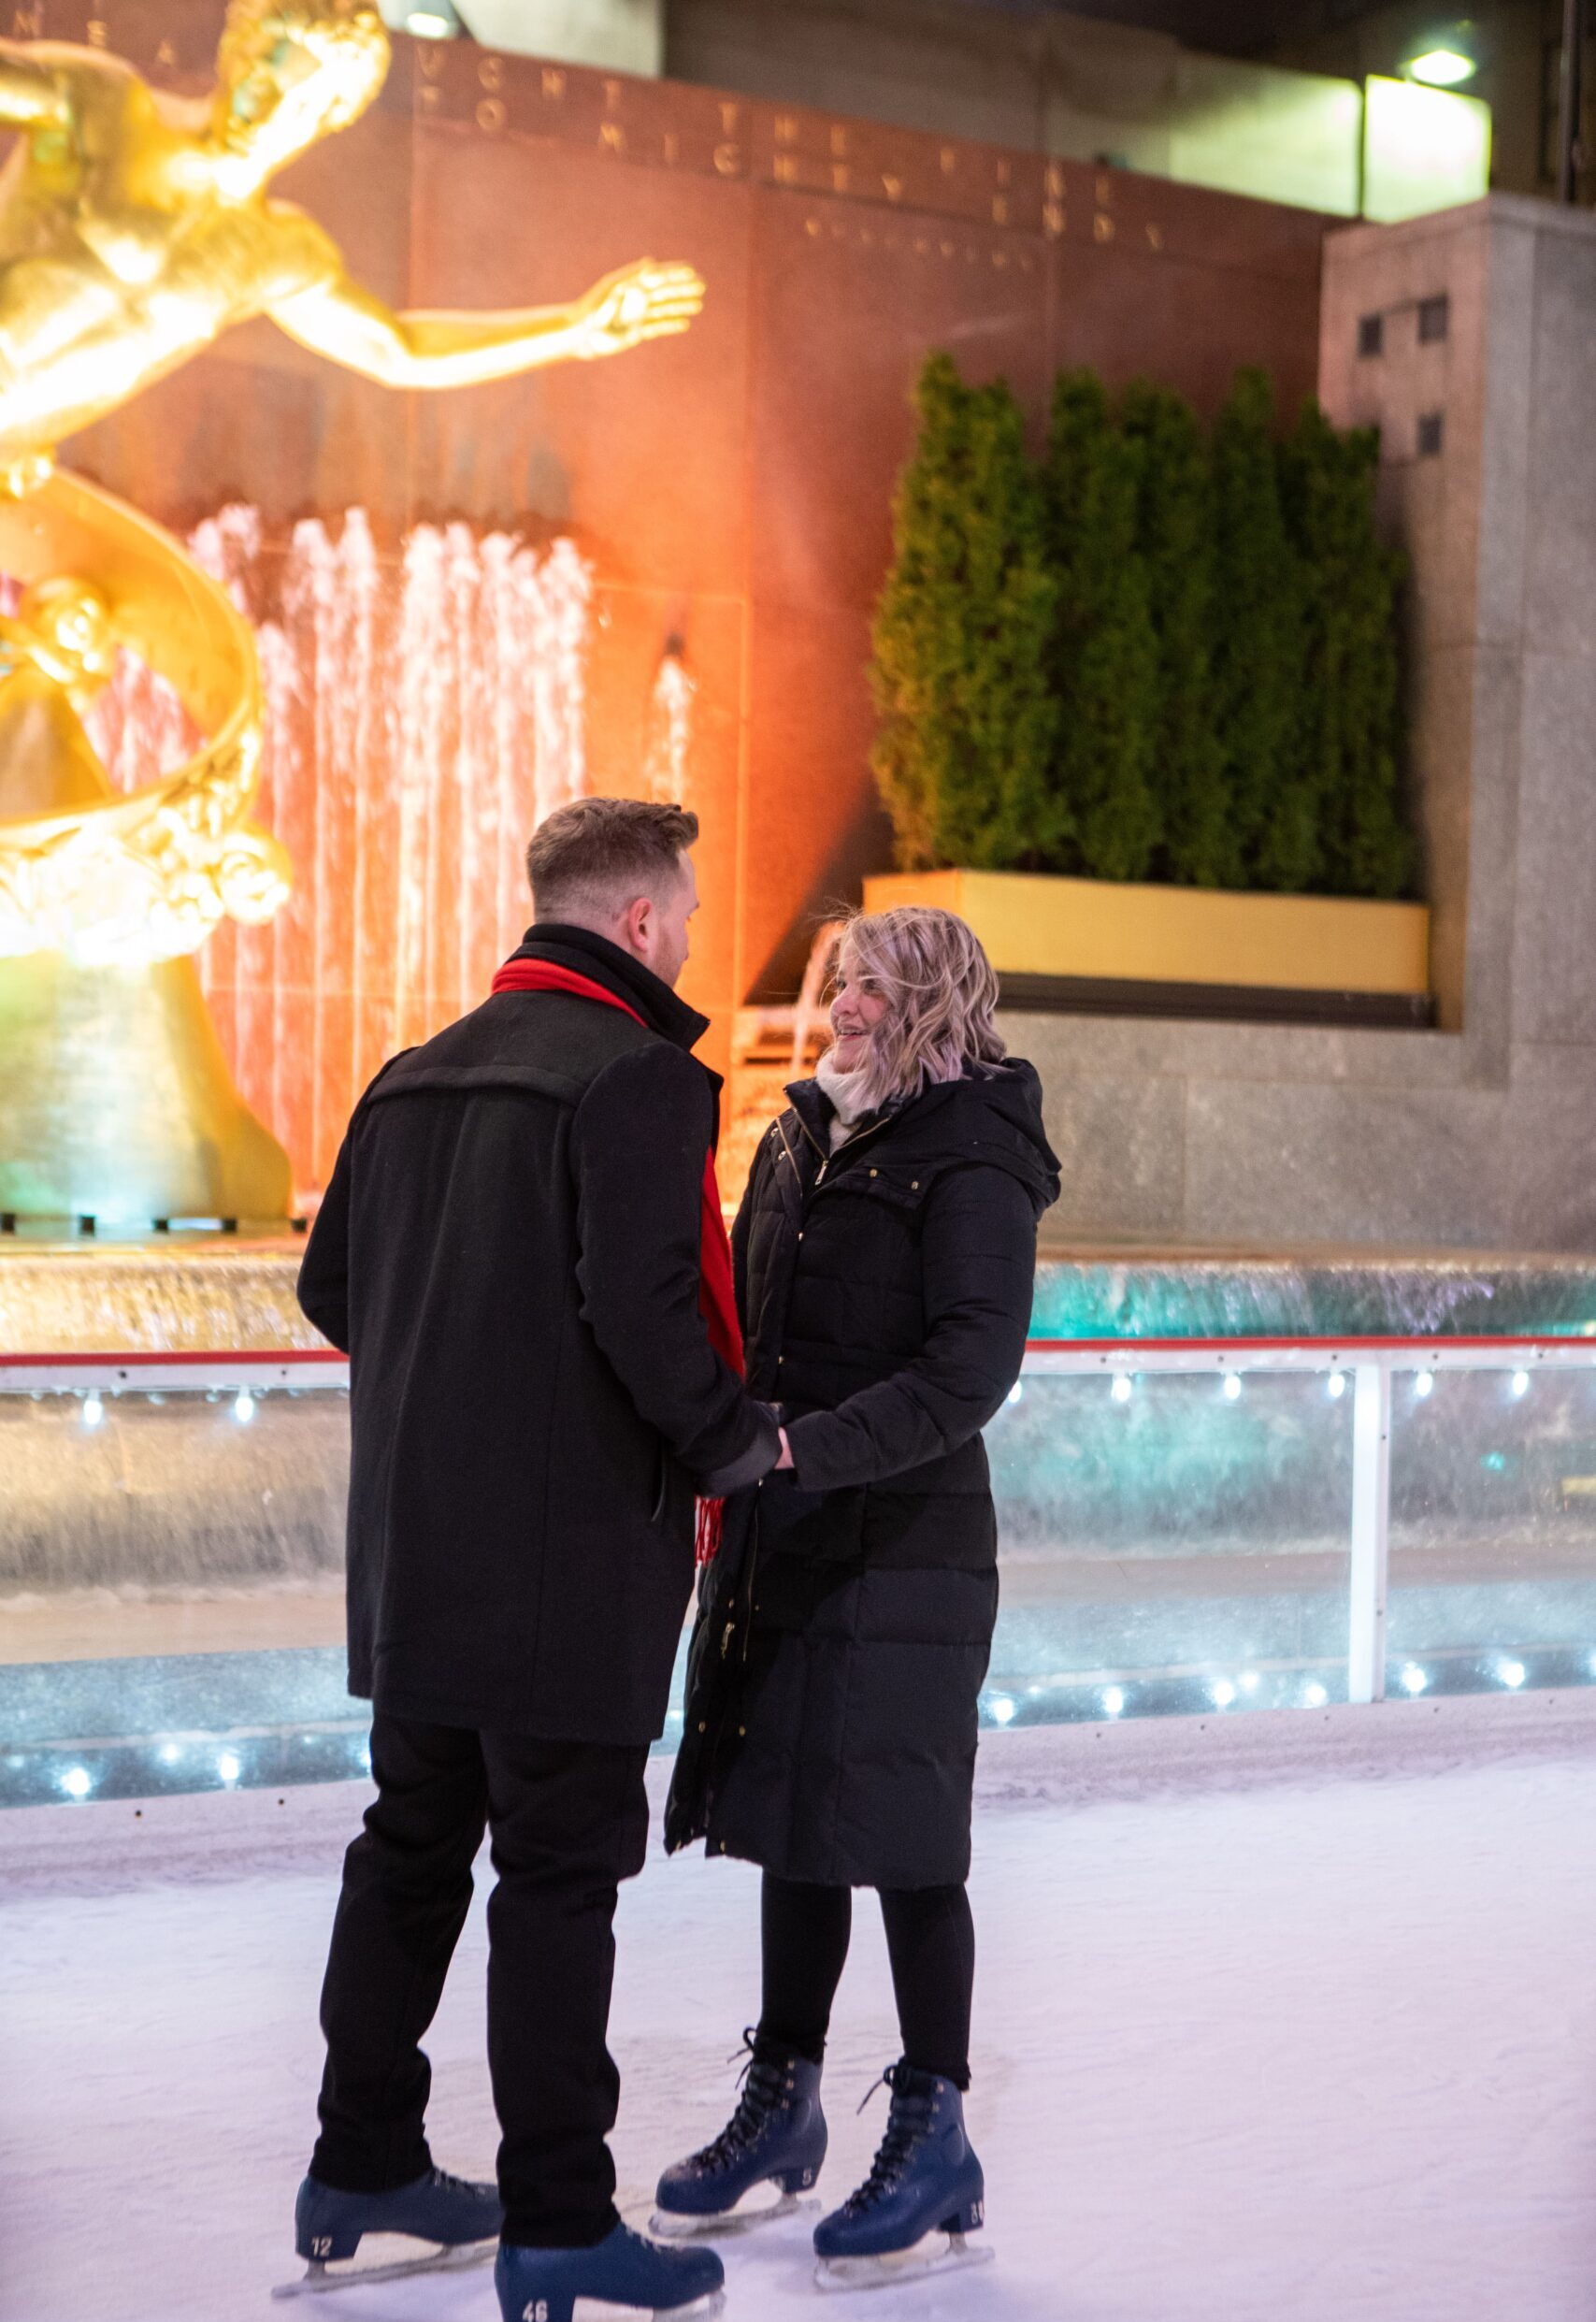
[813,1048,876,1152]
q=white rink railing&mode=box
[7,1334,1596,1718]
[1022,1334,1596,1706]
[0,1348,350,1397]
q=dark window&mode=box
[1417,411,1445,457]
[1417,294,1449,343]
[1358,312,1384,357]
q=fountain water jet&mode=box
[21,509,597,1195]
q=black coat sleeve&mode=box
[296,1132,352,1353]
[572,1042,779,1493]
[296,1051,410,1355]
[784,1164,1035,1493]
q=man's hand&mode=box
[775,1427,795,1472]
[573,259,705,360]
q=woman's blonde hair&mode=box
[830,906,1006,1111]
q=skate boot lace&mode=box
[843,2065,935,2214]
[689,2031,790,2173]
[427,2168,491,2201]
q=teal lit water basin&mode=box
[1029,1248,1596,1339]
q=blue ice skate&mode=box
[653,2034,827,2238]
[812,2063,994,2293]
[496,2221,725,2322]
[274,2166,501,2299]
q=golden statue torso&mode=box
[0,10,701,481]
[0,44,340,469]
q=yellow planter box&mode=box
[861,870,1430,999]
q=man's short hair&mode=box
[526,797,698,923]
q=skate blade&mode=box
[649,2192,820,2241]
[271,2237,496,2299]
[814,2231,995,2295]
[653,2293,726,2321]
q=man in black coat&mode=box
[291,798,779,2300]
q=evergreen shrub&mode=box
[869,353,1416,901]
[1043,371,1160,882]
[869,354,1057,873]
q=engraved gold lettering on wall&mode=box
[940,145,957,176]
[996,157,1011,186]
[1045,162,1065,198]
[417,41,445,79]
[1145,222,1163,251]
[1093,211,1114,242]
[154,37,176,67]
[476,96,506,134]
[829,123,848,158]
[604,78,622,111]
[775,114,798,147]
[541,66,566,100]
[1043,201,1065,238]
[882,173,902,202]
[418,81,440,114]
[774,153,798,185]
[1095,171,1113,206]
[85,18,108,45]
[713,141,740,176]
[831,162,849,193]
[601,122,626,155]
[805,216,822,238]
[478,54,504,92]
[721,101,740,136]
[991,195,1008,224]
[662,130,680,165]
[11,5,41,35]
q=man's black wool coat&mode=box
[297,925,777,1744]
[666,1061,1060,1887]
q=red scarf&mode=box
[490,955,742,1561]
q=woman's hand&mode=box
[775,1427,795,1471]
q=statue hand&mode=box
[572,259,704,360]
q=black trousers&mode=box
[310,1712,650,2248]
[757,1871,975,2088]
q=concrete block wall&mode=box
[1006,195,1596,1253]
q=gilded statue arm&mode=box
[268,254,704,389]
[0,41,69,128]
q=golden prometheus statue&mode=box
[0,0,703,1224]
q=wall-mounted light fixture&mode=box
[377,0,464,39]
[1406,46,1477,86]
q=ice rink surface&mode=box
[7,1700,1596,2322]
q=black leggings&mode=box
[757,1871,974,2088]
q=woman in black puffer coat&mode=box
[657,907,1058,2272]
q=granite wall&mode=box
[1010,195,1596,1254]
